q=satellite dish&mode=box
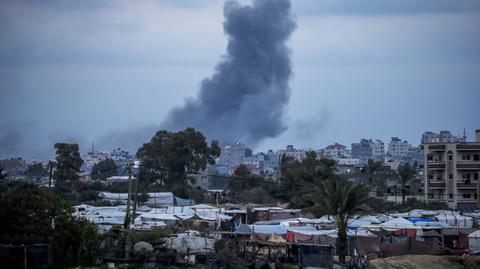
[134,241,154,253]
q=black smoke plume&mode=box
[161,0,296,146]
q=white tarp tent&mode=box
[99,192,175,207]
[286,226,376,238]
[164,234,215,254]
[468,230,480,251]
[144,192,175,207]
[99,192,129,201]
[250,225,288,235]
[379,217,415,230]
[287,226,337,237]
[279,217,322,227]
[436,213,473,228]
[348,219,372,229]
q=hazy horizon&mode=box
[1,0,479,160]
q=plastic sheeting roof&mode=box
[468,230,480,238]
[348,219,372,229]
[164,235,215,254]
[250,225,288,235]
[99,192,175,207]
[379,217,415,230]
[140,212,179,221]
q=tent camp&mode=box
[379,217,415,230]
[99,192,176,207]
[250,225,288,235]
[348,219,372,229]
[436,213,473,228]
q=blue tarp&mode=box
[409,218,434,224]
[249,225,288,235]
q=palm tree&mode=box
[313,177,371,264]
[361,159,385,196]
[397,162,417,203]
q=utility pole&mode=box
[48,161,53,188]
[124,163,133,259]
[131,164,139,225]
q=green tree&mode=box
[397,162,418,203]
[25,162,47,177]
[277,151,335,208]
[54,143,84,191]
[229,164,261,203]
[91,158,118,180]
[362,159,386,196]
[313,177,371,265]
[136,128,220,196]
[0,187,102,268]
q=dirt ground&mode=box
[369,255,480,269]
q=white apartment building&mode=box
[277,145,306,161]
[323,143,351,159]
[387,137,413,159]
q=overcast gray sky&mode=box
[1,0,479,160]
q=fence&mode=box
[0,244,49,269]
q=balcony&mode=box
[428,182,446,188]
[428,145,446,151]
[428,163,446,170]
[457,163,480,170]
[457,144,480,151]
[456,183,478,189]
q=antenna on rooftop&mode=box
[463,128,467,141]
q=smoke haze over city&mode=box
[1,0,480,159]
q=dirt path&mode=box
[369,255,480,269]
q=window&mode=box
[449,174,453,179]
[462,174,471,180]
[428,174,433,180]
[448,155,453,161]
[475,173,479,180]
[474,154,480,161]
[462,154,471,160]
[463,193,471,199]
[449,193,453,199]
[475,193,478,200]
[428,155,433,161]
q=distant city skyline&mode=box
[1,0,479,160]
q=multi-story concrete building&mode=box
[322,143,351,159]
[421,129,480,208]
[352,139,373,161]
[372,140,385,161]
[277,145,306,161]
[421,130,466,144]
[217,142,247,166]
[351,139,384,162]
[387,137,413,159]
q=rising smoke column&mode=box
[162,0,296,146]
